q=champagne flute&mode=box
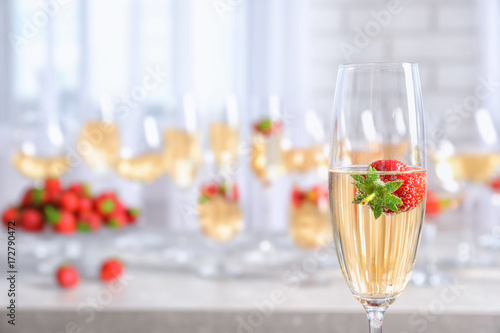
[285,109,335,281]
[197,95,244,277]
[329,63,426,332]
[162,94,203,266]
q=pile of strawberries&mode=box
[198,182,239,204]
[1,179,139,233]
[291,185,328,209]
[57,258,124,289]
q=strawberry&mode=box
[45,206,76,234]
[94,194,116,219]
[307,185,328,204]
[351,159,426,219]
[44,178,62,194]
[107,212,127,229]
[254,119,283,136]
[68,183,92,198]
[56,265,79,288]
[491,177,500,192]
[2,207,18,228]
[233,184,239,201]
[291,187,305,209]
[77,211,102,232]
[21,188,46,207]
[60,191,80,212]
[426,191,441,216]
[202,183,218,197]
[126,208,140,224]
[100,259,124,282]
[78,197,93,213]
[20,209,44,232]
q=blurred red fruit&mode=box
[2,207,19,228]
[78,197,93,213]
[44,178,62,194]
[20,209,44,232]
[426,191,441,216]
[56,265,79,288]
[100,259,124,282]
[77,211,102,232]
[202,183,218,197]
[60,192,80,212]
[107,212,127,229]
[53,211,77,234]
[126,208,140,224]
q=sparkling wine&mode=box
[444,153,500,183]
[290,201,330,249]
[78,121,120,170]
[210,123,239,167]
[163,129,202,188]
[329,167,425,302]
[12,152,70,179]
[115,153,164,182]
[250,132,285,186]
[198,195,242,242]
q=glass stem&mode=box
[366,307,386,333]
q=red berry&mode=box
[202,183,218,197]
[2,207,19,228]
[77,211,102,232]
[491,177,500,192]
[68,183,92,198]
[426,191,441,216]
[60,192,80,212]
[21,188,46,207]
[292,187,305,209]
[100,259,124,282]
[78,197,93,213]
[20,209,44,232]
[44,178,62,193]
[94,196,116,218]
[126,208,140,224]
[369,159,426,213]
[53,211,77,234]
[56,265,79,288]
[106,212,127,229]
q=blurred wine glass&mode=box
[243,95,290,272]
[435,108,500,265]
[197,95,244,277]
[162,94,203,266]
[285,109,335,284]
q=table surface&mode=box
[1,264,500,333]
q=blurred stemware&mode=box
[435,108,500,265]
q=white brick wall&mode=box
[308,0,481,124]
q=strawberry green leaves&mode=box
[351,167,403,219]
